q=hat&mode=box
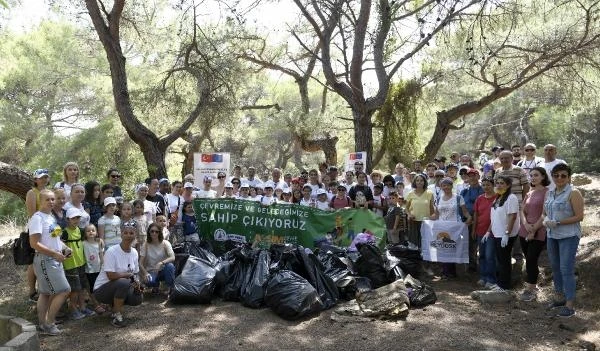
[316,188,327,195]
[373,183,383,189]
[159,178,169,184]
[467,168,479,176]
[225,182,233,188]
[103,197,117,207]
[203,175,213,182]
[282,188,292,194]
[337,184,347,190]
[491,145,504,152]
[434,169,446,176]
[263,181,274,189]
[446,163,459,169]
[302,184,312,190]
[440,177,454,186]
[66,207,82,219]
[135,183,148,192]
[240,182,250,189]
[354,161,364,166]
[184,182,194,188]
[33,169,49,179]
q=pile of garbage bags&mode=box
[169,240,436,320]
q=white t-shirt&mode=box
[260,195,277,206]
[165,194,183,217]
[98,215,122,247]
[94,245,139,291]
[436,195,465,222]
[28,212,62,252]
[54,182,73,202]
[63,202,91,229]
[300,198,313,207]
[315,200,330,211]
[143,199,156,224]
[490,194,520,237]
[140,240,174,273]
[243,177,261,188]
[542,159,566,190]
[192,189,217,199]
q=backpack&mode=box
[12,231,35,265]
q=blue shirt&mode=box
[461,185,484,215]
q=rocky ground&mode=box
[1,174,599,351]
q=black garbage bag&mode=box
[298,250,339,309]
[269,244,299,270]
[385,251,408,281]
[174,253,190,277]
[355,243,390,288]
[317,250,352,283]
[180,241,219,267]
[169,256,216,304]
[387,242,422,278]
[335,276,373,300]
[240,249,271,308]
[264,270,324,320]
[404,275,437,307]
[221,245,256,301]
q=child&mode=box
[280,188,293,204]
[181,201,199,242]
[98,197,121,250]
[299,185,314,207]
[82,224,105,314]
[261,183,277,205]
[62,208,95,320]
[155,215,170,242]
[372,183,387,217]
[120,201,133,225]
[384,191,408,244]
[315,189,331,211]
[132,199,149,250]
[331,184,352,209]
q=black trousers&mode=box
[520,236,545,285]
[494,236,517,289]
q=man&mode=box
[516,143,544,178]
[412,159,423,173]
[427,169,445,203]
[271,168,287,189]
[483,145,503,177]
[327,166,339,182]
[511,144,522,165]
[193,176,217,198]
[425,163,438,185]
[348,171,374,208]
[283,173,293,187]
[157,178,171,218]
[460,154,474,168]
[460,169,484,273]
[232,164,243,179]
[145,178,166,216]
[446,163,459,182]
[542,144,566,190]
[342,170,355,192]
[244,166,261,187]
[494,151,529,203]
[393,163,405,183]
[434,156,446,171]
[106,168,123,198]
[353,161,371,185]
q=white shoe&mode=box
[484,282,496,289]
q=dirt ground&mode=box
[1,174,599,351]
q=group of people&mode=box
[24,142,584,335]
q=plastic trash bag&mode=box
[181,241,219,267]
[240,249,271,308]
[264,270,324,320]
[387,242,422,278]
[404,274,437,307]
[297,250,339,309]
[355,243,390,288]
[221,245,256,301]
[169,256,216,304]
[336,276,373,300]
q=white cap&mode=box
[316,188,327,195]
[103,197,117,207]
[225,182,233,188]
[240,182,250,189]
[66,207,82,219]
[263,181,274,189]
[184,182,194,188]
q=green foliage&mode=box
[375,80,421,169]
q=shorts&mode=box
[64,265,88,292]
[33,253,71,295]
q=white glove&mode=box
[543,217,558,229]
[481,232,491,243]
[501,235,509,248]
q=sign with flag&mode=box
[420,220,469,263]
[345,151,367,172]
[194,152,230,186]
[193,198,386,254]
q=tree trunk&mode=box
[353,109,374,171]
[140,142,168,179]
[0,162,32,200]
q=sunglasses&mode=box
[552,173,568,179]
[111,174,121,178]
[524,149,535,152]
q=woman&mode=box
[25,169,50,302]
[83,181,103,227]
[51,188,68,230]
[139,223,176,294]
[135,183,156,224]
[64,183,91,231]
[473,177,497,288]
[292,188,303,204]
[166,181,184,241]
[482,175,520,291]
[29,189,71,335]
[93,220,143,328]
[518,167,550,301]
[433,177,472,279]
[54,162,80,202]
[406,174,435,248]
[543,163,584,318]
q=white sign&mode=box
[193,152,231,187]
[420,220,469,263]
[344,151,367,172]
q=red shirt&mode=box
[473,193,497,236]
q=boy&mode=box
[384,191,408,244]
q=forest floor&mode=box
[0,175,599,351]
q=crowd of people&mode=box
[24,142,584,334]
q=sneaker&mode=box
[40,323,62,336]
[519,290,537,302]
[484,282,496,290]
[28,292,39,303]
[80,307,96,317]
[111,313,127,328]
[70,310,86,320]
[477,279,485,287]
[547,299,567,309]
[489,284,505,292]
[557,306,576,318]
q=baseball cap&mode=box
[103,197,117,207]
[33,169,49,179]
[434,169,446,176]
[263,181,274,189]
[459,166,470,174]
[159,178,169,184]
[467,168,480,176]
[240,182,250,189]
[354,161,364,166]
[282,188,291,194]
[184,182,194,188]
[316,188,327,195]
[66,207,82,219]
[225,182,233,188]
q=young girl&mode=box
[155,215,170,242]
[132,199,149,249]
[84,181,102,228]
[82,224,105,314]
[181,201,199,242]
[119,202,133,225]
[300,185,314,207]
[98,197,121,250]
[315,189,331,211]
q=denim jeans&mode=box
[547,236,579,301]
[477,236,496,284]
[146,263,176,288]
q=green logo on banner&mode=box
[193,198,386,251]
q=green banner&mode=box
[193,198,386,250]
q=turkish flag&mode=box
[201,154,212,162]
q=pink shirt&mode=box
[518,188,548,240]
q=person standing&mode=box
[54,162,80,202]
[517,143,544,178]
[461,169,484,273]
[405,174,435,249]
[106,168,123,198]
[541,144,566,191]
[543,163,584,318]
[473,177,497,288]
[145,178,166,217]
